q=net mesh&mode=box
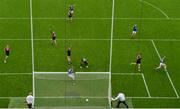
[34,72,109,108]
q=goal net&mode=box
[34,72,110,109]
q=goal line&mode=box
[34,71,110,75]
[0,96,179,99]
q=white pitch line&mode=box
[0,73,31,75]
[108,0,115,107]
[34,72,110,75]
[0,96,107,99]
[112,73,151,97]
[111,73,142,75]
[114,38,180,41]
[1,38,180,41]
[140,0,169,19]
[2,17,180,20]
[0,72,143,75]
[151,40,161,59]
[141,74,151,97]
[29,0,35,103]
[109,0,115,73]
[36,96,179,99]
[0,96,179,99]
[127,96,179,99]
[151,40,179,98]
[35,96,108,99]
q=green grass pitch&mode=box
[0,0,180,108]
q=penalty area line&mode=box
[151,40,179,98]
[1,38,180,41]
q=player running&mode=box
[67,47,71,64]
[80,58,88,69]
[51,31,57,46]
[67,67,75,85]
[131,24,137,38]
[4,45,10,63]
[111,92,129,108]
[131,53,142,71]
[68,4,74,21]
[155,56,167,71]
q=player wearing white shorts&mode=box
[155,56,167,71]
[67,68,76,85]
[51,31,57,46]
[80,58,88,69]
[131,24,137,38]
[67,68,75,80]
[67,47,71,64]
[68,4,74,21]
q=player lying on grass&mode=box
[51,31,57,46]
[68,4,74,21]
[4,45,10,63]
[80,58,88,69]
[131,53,142,71]
[155,56,167,71]
[111,92,129,108]
[26,92,34,109]
[67,67,76,85]
[131,24,137,38]
[67,47,71,64]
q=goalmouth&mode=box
[34,71,111,108]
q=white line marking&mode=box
[0,73,31,75]
[34,72,110,74]
[2,17,180,20]
[114,38,180,41]
[151,40,179,98]
[140,0,169,19]
[127,96,179,99]
[0,96,179,99]
[112,73,151,97]
[109,0,115,73]
[29,0,35,103]
[108,72,112,108]
[111,73,142,75]
[108,0,115,107]
[1,38,180,41]
[151,40,161,59]
[36,96,108,99]
[141,74,151,97]
[0,96,107,99]
[0,72,143,75]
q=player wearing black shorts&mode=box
[68,5,74,21]
[67,47,71,64]
[68,11,73,18]
[136,55,142,64]
[51,31,57,46]
[26,92,34,109]
[131,53,142,71]
[4,45,10,63]
[80,58,88,68]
